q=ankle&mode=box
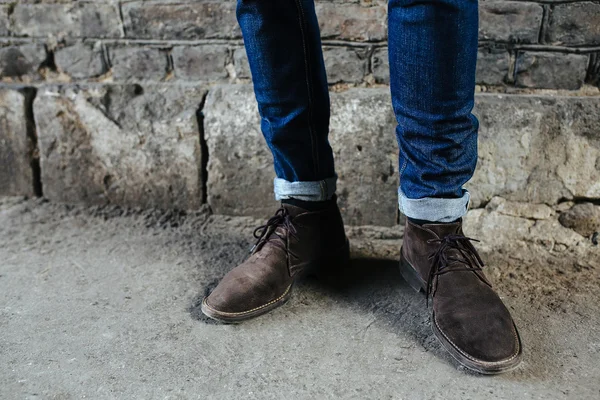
[407,217,460,226]
[282,196,336,212]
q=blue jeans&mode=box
[237,0,479,222]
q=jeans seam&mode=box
[293,0,320,177]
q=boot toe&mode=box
[433,285,522,371]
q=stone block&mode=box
[110,46,168,82]
[172,45,229,82]
[34,84,206,210]
[558,203,600,238]
[0,43,46,81]
[54,41,106,80]
[11,3,123,38]
[515,52,588,90]
[485,196,554,220]
[323,46,368,84]
[204,85,398,226]
[122,1,239,40]
[0,5,8,36]
[371,47,389,84]
[476,47,510,86]
[205,86,600,222]
[469,94,600,207]
[546,3,600,46]
[479,2,543,43]
[316,3,387,41]
[233,48,251,80]
[0,89,34,197]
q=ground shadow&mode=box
[303,257,466,371]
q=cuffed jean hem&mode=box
[274,177,337,201]
[399,189,471,223]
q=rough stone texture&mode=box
[464,206,598,280]
[54,41,106,80]
[233,47,251,80]
[371,47,389,84]
[546,2,600,46]
[469,94,600,207]
[476,47,510,86]
[485,196,554,221]
[1,197,599,399]
[479,2,543,43]
[204,85,398,226]
[33,84,206,210]
[0,43,46,81]
[515,52,589,90]
[316,3,387,42]
[0,89,34,197]
[558,203,600,238]
[172,45,229,82]
[0,5,8,36]
[11,3,123,38]
[323,46,368,84]
[205,86,600,218]
[109,46,168,82]
[122,1,240,40]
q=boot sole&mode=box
[201,239,350,324]
[400,252,523,375]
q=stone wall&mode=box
[1,0,600,231]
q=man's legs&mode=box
[389,0,522,373]
[202,0,348,323]
[388,0,478,222]
[237,0,336,201]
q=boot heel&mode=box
[399,254,426,293]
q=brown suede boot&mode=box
[202,199,349,323]
[400,219,522,374]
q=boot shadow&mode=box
[307,257,554,380]
[304,257,461,368]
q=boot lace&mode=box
[426,234,485,306]
[250,207,299,261]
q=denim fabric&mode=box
[389,0,479,220]
[236,0,335,184]
[237,0,479,221]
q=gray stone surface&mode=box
[476,47,510,86]
[546,2,600,46]
[122,1,240,40]
[172,45,229,82]
[316,3,387,42]
[479,1,543,43]
[1,197,599,399]
[54,41,106,80]
[0,89,34,197]
[469,94,600,207]
[0,5,8,36]
[204,85,398,226]
[371,47,389,84]
[11,3,123,38]
[109,46,168,82]
[515,52,589,90]
[33,84,206,210]
[204,86,600,219]
[485,196,554,221]
[233,47,251,80]
[558,203,600,238]
[323,46,368,84]
[0,43,46,81]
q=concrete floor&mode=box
[1,197,599,399]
